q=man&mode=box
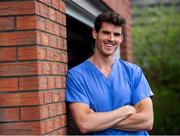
[66,11,154,135]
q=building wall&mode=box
[0,0,67,135]
[0,0,132,135]
[103,0,133,62]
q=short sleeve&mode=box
[65,71,90,106]
[131,66,154,105]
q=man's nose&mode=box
[108,33,115,41]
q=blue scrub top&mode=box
[66,58,153,135]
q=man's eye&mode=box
[102,31,110,34]
[114,33,122,37]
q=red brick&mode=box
[39,0,51,6]
[39,2,48,18]
[61,102,66,114]
[45,118,54,133]
[0,108,19,122]
[61,52,68,63]
[44,91,53,104]
[39,77,48,90]
[60,115,67,127]
[35,1,40,15]
[19,76,38,90]
[40,105,49,119]
[64,52,68,63]
[0,78,18,92]
[45,20,53,33]
[47,48,55,61]
[62,13,66,26]
[64,64,68,74]
[41,32,49,46]
[60,25,67,38]
[37,47,47,60]
[55,11,62,24]
[21,106,40,121]
[62,76,66,88]
[52,0,59,10]
[49,35,57,47]
[37,62,43,75]
[36,31,42,45]
[0,1,35,16]
[59,63,66,75]
[18,46,46,60]
[48,103,56,117]
[55,77,63,88]
[0,17,15,31]
[0,31,36,46]
[48,8,56,21]
[53,116,60,130]
[42,62,51,74]
[40,121,46,134]
[49,127,68,135]
[59,89,65,101]
[62,38,67,50]
[57,102,66,115]
[60,127,68,135]
[53,23,60,36]
[0,62,39,76]
[0,92,43,106]
[54,50,61,61]
[0,48,16,61]
[37,16,45,30]
[57,37,66,50]
[19,76,47,91]
[48,77,55,89]
[51,63,59,75]
[53,90,60,102]
[0,121,41,135]
[16,16,36,30]
[56,37,61,49]
[18,46,37,60]
[59,1,66,13]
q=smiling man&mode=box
[66,11,154,135]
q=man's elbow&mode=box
[78,122,92,134]
[145,119,154,131]
[79,125,88,134]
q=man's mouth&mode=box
[103,41,116,47]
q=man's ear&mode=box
[92,28,97,39]
[120,35,124,43]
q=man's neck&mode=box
[89,53,115,77]
[90,54,115,68]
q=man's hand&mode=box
[113,98,154,131]
[125,105,137,115]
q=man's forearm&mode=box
[86,105,135,132]
[70,104,136,133]
[113,111,153,131]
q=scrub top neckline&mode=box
[86,58,118,81]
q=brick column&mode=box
[103,0,133,62]
[0,0,67,135]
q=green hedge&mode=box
[132,4,180,135]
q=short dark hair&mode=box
[94,11,126,32]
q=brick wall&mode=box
[0,0,67,135]
[103,0,133,62]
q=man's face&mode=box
[92,22,123,57]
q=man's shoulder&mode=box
[118,59,141,72]
[117,59,143,86]
[68,60,89,75]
